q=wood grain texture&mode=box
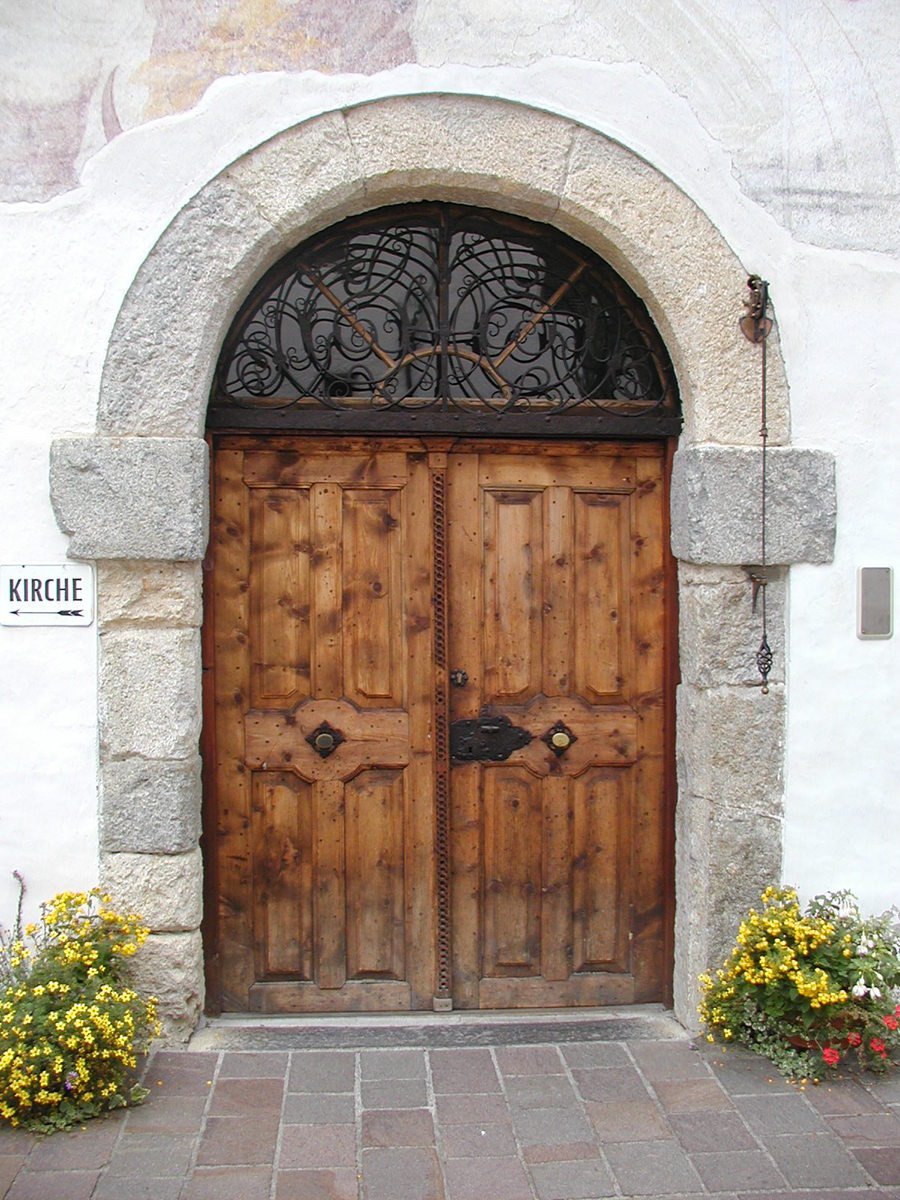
[210,440,436,1011]
[447,445,669,1008]
[207,437,671,1013]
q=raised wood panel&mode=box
[251,772,312,979]
[572,768,629,972]
[314,778,346,990]
[483,489,543,702]
[542,487,574,698]
[540,775,573,982]
[245,701,409,782]
[482,766,542,976]
[249,980,412,1013]
[345,769,406,981]
[249,489,311,708]
[477,454,636,491]
[311,483,343,699]
[574,491,628,702]
[243,450,408,488]
[342,488,403,706]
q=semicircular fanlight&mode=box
[209,203,680,437]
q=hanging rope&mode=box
[740,276,774,694]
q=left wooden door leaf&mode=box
[210,441,436,1012]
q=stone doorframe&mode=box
[49,95,835,1039]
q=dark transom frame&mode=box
[208,203,682,439]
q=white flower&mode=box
[870,985,882,999]
[852,978,868,998]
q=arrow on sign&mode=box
[9,608,84,617]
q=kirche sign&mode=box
[1,564,94,627]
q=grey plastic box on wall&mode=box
[858,567,893,639]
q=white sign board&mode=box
[1,564,95,627]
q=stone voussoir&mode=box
[225,106,367,236]
[99,176,284,437]
[558,124,790,448]
[346,94,575,221]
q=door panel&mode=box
[207,437,670,1013]
[210,442,435,1012]
[447,446,667,1007]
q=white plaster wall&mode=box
[782,256,900,914]
[1,6,899,929]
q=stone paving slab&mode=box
[1,1036,899,1198]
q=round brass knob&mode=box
[314,731,335,752]
[550,730,571,750]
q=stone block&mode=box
[98,561,203,628]
[559,125,790,448]
[127,930,204,1042]
[678,564,786,688]
[50,437,208,561]
[673,791,712,1028]
[671,444,836,565]
[100,756,201,854]
[707,803,783,969]
[99,177,283,437]
[673,788,782,1028]
[100,849,202,933]
[99,628,201,759]
[345,95,573,221]
[226,108,366,237]
[677,682,785,816]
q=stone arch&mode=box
[49,93,835,1036]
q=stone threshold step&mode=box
[188,1004,686,1050]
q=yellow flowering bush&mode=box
[700,887,900,1078]
[0,876,160,1131]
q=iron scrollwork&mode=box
[210,204,680,435]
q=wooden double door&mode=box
[205,436,672,1013]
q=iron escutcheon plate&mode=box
[449,714,533,762]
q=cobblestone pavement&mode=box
[1,1033,899,1199]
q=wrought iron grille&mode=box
[209,204,681,437]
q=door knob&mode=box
[306,721,345,759]
[541,721,578,758]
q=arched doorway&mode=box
[49,95,821,1037]
[203,204,679,1012]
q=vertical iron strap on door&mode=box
[430,454,453,1004]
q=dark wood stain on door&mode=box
[204,436,672,1012]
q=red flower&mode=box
[884,1014,899,1031]
[895,1003,900,1017]
[822,1046,841,1067]
[870,1037,886,1054]
[846,1031,862,1047]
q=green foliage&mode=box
[0,877,160,1132]
[700,886,900,1078]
